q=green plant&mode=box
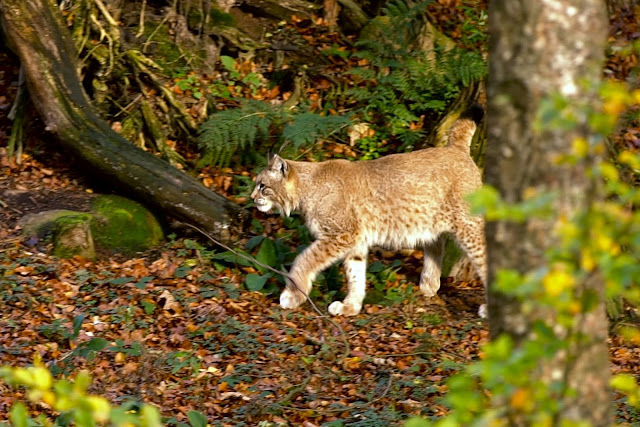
[219,55,264,96]
[198,99,352,167]
[339,0,486,150]
[406,82,640,426]
[0,360,163,426]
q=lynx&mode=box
[251,105,487,316]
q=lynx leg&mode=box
[419,236,446,297]
[280,236,353,310]
[453,216,488,317]
[329,252,368,316]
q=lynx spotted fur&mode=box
[252,105,487,316]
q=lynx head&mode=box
[251,154,297,216]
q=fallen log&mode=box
[0,0,250,240]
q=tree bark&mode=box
[0,0,250,240]
[486,0,611,425]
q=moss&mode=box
[90,195,163,254]
[142,22,184,66]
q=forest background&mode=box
[0,0,639,426]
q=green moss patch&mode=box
[89,195,163,254]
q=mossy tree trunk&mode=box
[0,0,249,239]
[486,0,611,424]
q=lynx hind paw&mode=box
[328,301,362,316]
[478,304,488,319]
[280,288,306,310]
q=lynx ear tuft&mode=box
[269,154,289,177]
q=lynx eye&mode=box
[258,183,265,191]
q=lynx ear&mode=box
[269,154,289,177]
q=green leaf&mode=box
[9,403,28,427]
[404,417,431,427]
[245,235,265,250]
[141,405,163,427]
[220,55,236,72]
[72,314,85,339]
[245,273,270,291]
[255,239,276,273]
[85,337,109,352]
[212,250,254,267]
[109,276,136,286]
[187,410,208,427]
[135,276,154,289]
[142,300,156,315]
[611,373,638,392]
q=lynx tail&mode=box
[448,104,484,153]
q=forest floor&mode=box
[2,1,640,426]
[1,129,640,426]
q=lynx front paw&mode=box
[419,279,440,297]
[328,301,362,316]
[280,288,306,310]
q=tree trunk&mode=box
[486,0,611,425]
[0,0,250,240]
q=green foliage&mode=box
[0,360,165,427]
[199,0,487,166]
[198,100,352,167]
[407,82,640,425]
[340,0,486,150]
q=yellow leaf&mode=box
[510,388,532,411]
[42,390,56,406]
[600,162,619,182]
[86,396,111,422]
[543,269,575,297]
[618,150,640,170]
[571,137,588,158]
[31,367,52,391]
[580,249,595,272]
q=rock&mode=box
[20,210,95,259]
[52,214,95,259]
[89,195,163,254]
[18,209,82,237]
[18,195,163,259]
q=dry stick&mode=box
[183,223,351,361]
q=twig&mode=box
[182,223,351,361]
[136,0,147,38]
[142,6,173,54]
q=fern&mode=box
[333,0,486,149]
[283,113,352,150]
[198,100,281,167]
[198,101,352,167]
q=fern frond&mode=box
[283,113,352,149]
[198,100,282,167]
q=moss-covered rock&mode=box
[89,195,163,253]
[19,209,82,238]
[52,214,95,259]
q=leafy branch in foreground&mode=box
[197,100,352,167]
[407,82,640,426]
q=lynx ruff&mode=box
[252,106,487,317]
